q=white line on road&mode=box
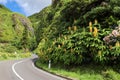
[12,58,65,80]
[32,63,65,80]
[12,60,25,80]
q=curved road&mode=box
[0,56,66,80]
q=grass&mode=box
[35,60,120,80]
[0,52,31,61]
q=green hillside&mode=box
[29,1,120,79]
[0,4,36,53]
[29,0,120,65]
[29,0,120,43]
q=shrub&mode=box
[36,20,120,66]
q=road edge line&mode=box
[12,60,24,80]
[32,63,65,80]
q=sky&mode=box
[0,0,52,16]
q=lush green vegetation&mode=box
[29,0,120,43]
[0,4,36,54]
[1,0,120,79]
[30,0,120,65]
[0,4,35,60]
[36,60,120,80]
[35,19,120,65]
[0,52,31,60]
[29,0,120,79]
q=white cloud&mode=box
[15,0,52,16]
[0,0,7,4]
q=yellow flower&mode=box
[90,26,92,32]
[93,27,98,37]
[73,26,77,31]
[115,41,120,47]
[94,19,98,24]
[89,21,92,27]
[64,36,67,40]
[68,26,71,31]
[58,45,61,48]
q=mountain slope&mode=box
[29,0,120,65]
[0,4,36,52]
[29,0,120,44]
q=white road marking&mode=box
[32,63,65,80]
[12,60,25,80]
[12,57,65,80]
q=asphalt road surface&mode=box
[0,56,66,80]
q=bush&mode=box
[2,53,8,59]
[0,44,18,53]
[4,45,18,53]
[36,20,120,66]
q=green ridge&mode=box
[0,4,36,53]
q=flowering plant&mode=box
[103,22,120,46]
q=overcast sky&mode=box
[0,0,52,16]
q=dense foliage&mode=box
[29,0,120,43]
[29,0,120,65]
[0,4,36,53]
[36,20,120,65]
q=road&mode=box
[0,56,66,80]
